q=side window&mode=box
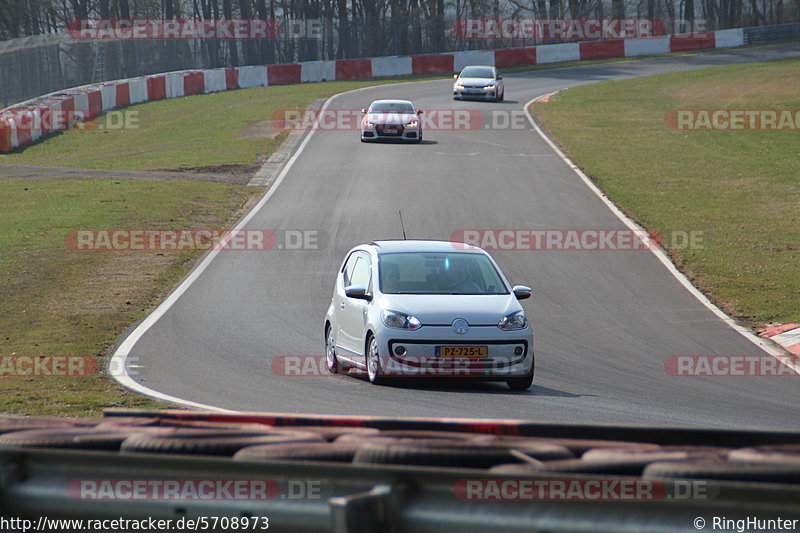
[342,253,359,287]
[350,256,372,289]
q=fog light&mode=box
[395,346,406,356]
[514,346,523,355]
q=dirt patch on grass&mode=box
[45,252,176,317]
[236,119,285,140]
[167,163,259,183]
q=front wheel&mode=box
[366,335,387,385]
[499,89,505,101]
[325,327,343,374]
[507,371,533,391]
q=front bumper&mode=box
[374,326,533,378]
[454,88,496,99]
[361,124,420,141]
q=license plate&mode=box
[383,127,398,133]
[436,346,488,357]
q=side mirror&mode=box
[453,74,458,79]
[512,285,531,300]
[417,109,424,115]
[496,75,503,80]
[345,285,372,301]
[360,108,367,114]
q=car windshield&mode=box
[370,102,415,113]
[460,67,495,79]
[378,252,508,295]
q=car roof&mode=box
[461,65,495,70]
[369,99,414,106]
[370,240,485,254]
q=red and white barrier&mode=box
[453,50,495,72]
[335,59,371,80]
[100,84,118,111]
[128,78,148,104]
[165,73,185,98]
[267,64,301,85]
[536,42,581,63]
[580,39,625,60]
[302,60,336,83]
[624,36,671,57]
[204,69,227,93]
[670,33,716,52]
[0,28,747,153]
[412,54,455,74]
[715,28,745,48]
[494,47,538,68]
[237,66,268,88]
[372,56,412,77]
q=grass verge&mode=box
[0,178,264,415]
[0,75,450,416]
[0,76,446,172]
[531,56,800,325]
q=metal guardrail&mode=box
[0,411,799,532]
[2,447,800,532]
[105,408,800,447]
[743,22,800,45]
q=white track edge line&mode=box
[111,73,797,412]
[108,78,445,411]
[524,94,800,375]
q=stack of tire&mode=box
[1,416,799,482]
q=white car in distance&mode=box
[360,99,423,143]
[453,65,505,101]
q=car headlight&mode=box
[498,311,527,331]
[365,121,375,127]
[406,120,418,127]
[454,83,464,90]
[382,310,422,330]
[484,84,495,89]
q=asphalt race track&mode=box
[117,43,800,429]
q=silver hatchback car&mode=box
[324,240,534,390]
[453,65,505,101]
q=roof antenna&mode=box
[399,210,407,240]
